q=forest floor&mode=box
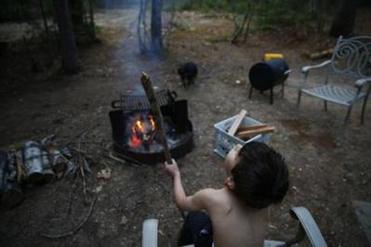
[1,8,371,247]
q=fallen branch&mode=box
[77,136,88,203]
[66,179,78,216]
[104,151,143,166]
[42,196,97,239]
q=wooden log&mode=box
[15,151,27,184]
[141,72,172,163]
[41,151,55,183]
[0,151,24,209]
[237,124,268,133]
[309,48,333,60]
[0,151,9,193]
[228,109,247,136]
[48,147,67,174]
[237,126,275,139]
[22,141,44,184]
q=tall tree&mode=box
[138,0,149,53]
[329,0,358,37]
[69,0,84,29]
[55,0,79,74]
[151,0,163,55]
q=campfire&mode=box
[109,88,193,165]
[128,112,157,149]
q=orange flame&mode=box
[129,114,157,148]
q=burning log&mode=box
[129,113,158,149]
[141,72,172,163]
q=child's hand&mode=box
[164,159,180,178]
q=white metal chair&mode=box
[297,36,371,124]
[142,207,327,247]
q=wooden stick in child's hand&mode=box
[141,72,172,164]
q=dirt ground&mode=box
[1,8,371,247]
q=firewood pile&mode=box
[228,109,275,141]
[0,135,91,210]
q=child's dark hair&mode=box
[231,142,289,209]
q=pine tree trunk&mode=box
[55,0,79,74]
[151,0,163,55]
[69,0,84,29]
[329,0,358,37]
[39,0,49,36]
[88,0,96,39]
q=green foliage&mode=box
[255,0,313,31]
[180,0,230,12]
[177,0,326,32]
[0,0,55,22]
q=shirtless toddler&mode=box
[164,141,289,247]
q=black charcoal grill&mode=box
[248,59,290,104]
[109,88,193,165]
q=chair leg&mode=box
[297,91,302,107]
[249,86,253,99]
[324,101,328,112]
[270,88,274,104]
[344,105,353,124]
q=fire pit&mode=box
[109,88,193,165]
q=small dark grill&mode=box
[248,59,290,104]
[109,89,193,165]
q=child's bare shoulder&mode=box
[195,188,227,204]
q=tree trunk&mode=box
[69,0,84,29]
[55,0,79,74]
[151,0,163,55]
[39,0,49,36]
[138,0,149,53]
[329,0,358,37]
[88,0,96,39]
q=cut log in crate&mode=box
[214,115,272,158]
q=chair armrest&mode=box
[302,60,331,74]
[288,207,327,247]
[142,219,159,247]
[355,77,371,87]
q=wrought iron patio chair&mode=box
[142,207,327,247]
[297,36,371,124]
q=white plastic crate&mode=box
[214,115,271,158]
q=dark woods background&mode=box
[0,0,370,75]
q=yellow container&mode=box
[264,53,284,61]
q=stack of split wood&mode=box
[0,135,91,210]
[0,150,23,209]
[228,110,275,141]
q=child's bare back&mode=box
[164,142,289,247]
[205,188,268,246]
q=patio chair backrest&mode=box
[330,36,371,78]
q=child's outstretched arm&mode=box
[164,159,213,211]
